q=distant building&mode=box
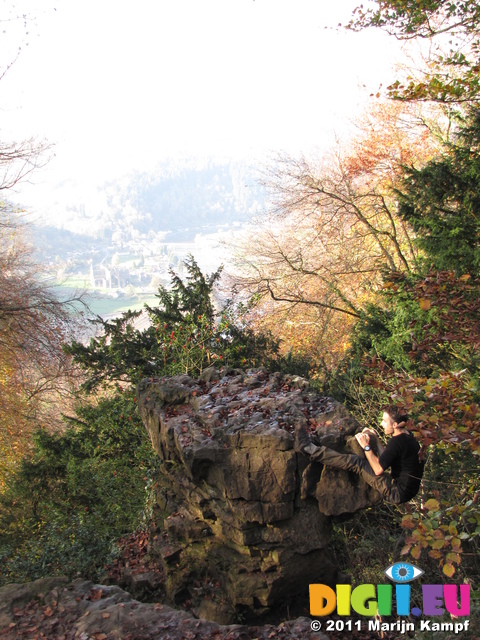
[89,261,129,289]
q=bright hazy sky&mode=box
[1,0,405,193]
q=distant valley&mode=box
[30,159,266,318]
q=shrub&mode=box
[0,393,158,585]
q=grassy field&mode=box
[83,293,159,317]
[58,275,91,289]
[116,253,140,266]
[55,275,159,318]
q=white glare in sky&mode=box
[1,0,404,189]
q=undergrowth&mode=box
[0,392,159,586]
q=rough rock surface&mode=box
[0,577,326,640]
[136,368,382,622]
[0,576,403,640]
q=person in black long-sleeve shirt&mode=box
[295,405,424,504]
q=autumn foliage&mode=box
[231,102,442,377]
[0,138,85,489]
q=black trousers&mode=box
[309,446,403,504]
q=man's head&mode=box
[381,405,408,435]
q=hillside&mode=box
[32,159,266,251]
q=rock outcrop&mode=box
[0,577,325,640]
[137,368,382,623]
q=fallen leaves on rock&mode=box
[0,577,406,640]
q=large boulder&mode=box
[137,368,381,622]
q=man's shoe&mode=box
[294,425,312,453]
[304,442,321,457]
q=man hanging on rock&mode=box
[295,405,424,504]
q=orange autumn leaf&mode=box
[419,298,431,310]
[411,545,422,560]
[424,498,440,511]
[443,563,455,577]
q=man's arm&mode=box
[356,432,385,476]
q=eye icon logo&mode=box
[384,562,424,583]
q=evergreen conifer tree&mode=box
[396,108,480,275]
